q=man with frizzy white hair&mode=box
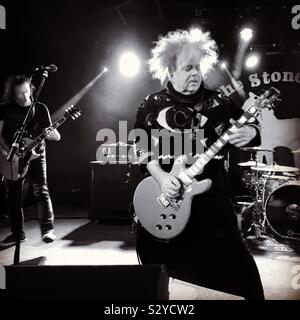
[148,29,218,84]
[134,28,264,300]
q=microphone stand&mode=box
[7,70,49,265]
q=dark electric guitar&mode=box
[133,88,280,240]
[0,105,81,181]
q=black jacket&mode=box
[134,82,260,188]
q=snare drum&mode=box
[265,180,300,240]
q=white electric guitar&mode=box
[133,88,280,240]
[0,105,81,181]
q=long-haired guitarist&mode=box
[134,29,265,299]
[0,75,60,245]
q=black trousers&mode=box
[0,179,8,215]
[5,150,54,236]
[136,190,265,300]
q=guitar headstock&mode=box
[257,87,281,109]
[247,87,281,116]
[65,105,81,120]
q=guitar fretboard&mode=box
[184,104,262,179]
[22,114,70,153]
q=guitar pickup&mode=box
[157,194,170,209]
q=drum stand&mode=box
[243,156,268,239]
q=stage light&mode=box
[189,28,203,41]
[103,67,108,73]
[220,62,227,69]
[245,53,260,68]
[240,28,253,42]
[119,52,140,77]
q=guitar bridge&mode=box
[157,194,170,209]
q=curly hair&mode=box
[1,75,34,104]
[148,29,219,84]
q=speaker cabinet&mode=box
[5,265,169,300]
[89,162,142,222]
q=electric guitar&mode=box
[0,105,81,181]
[133,88,280,240]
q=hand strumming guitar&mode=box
[146,159,181,199]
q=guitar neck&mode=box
[184,108,258,179]
[23,114,70,153]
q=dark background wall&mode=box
[0,0,299,207]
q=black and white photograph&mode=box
[0,0,300,305]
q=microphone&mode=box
[35,64,58,72]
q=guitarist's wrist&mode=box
[155,171,170,186]
[147,161,168,185]
[152,170,171,188]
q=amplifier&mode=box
[89,161,143,222]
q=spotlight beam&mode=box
[221,63,247,99]
[232,41,249,79]
[232,28,253,79]
[51,68,108,120]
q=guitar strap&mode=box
[25,105,35,130]
[190,85,207,137]
[190,102,203,140]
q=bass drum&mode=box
[265,181,300,240]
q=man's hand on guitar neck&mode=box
[228,119,257,148]
[44,127,61,142]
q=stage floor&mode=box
[1,209,300,300]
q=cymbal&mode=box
[251,165,300,172]
[262,175,291,180]
[101,142,134,147]
[238,161,266,167]
[242,147,274,152]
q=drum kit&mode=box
[237,147,300,241]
